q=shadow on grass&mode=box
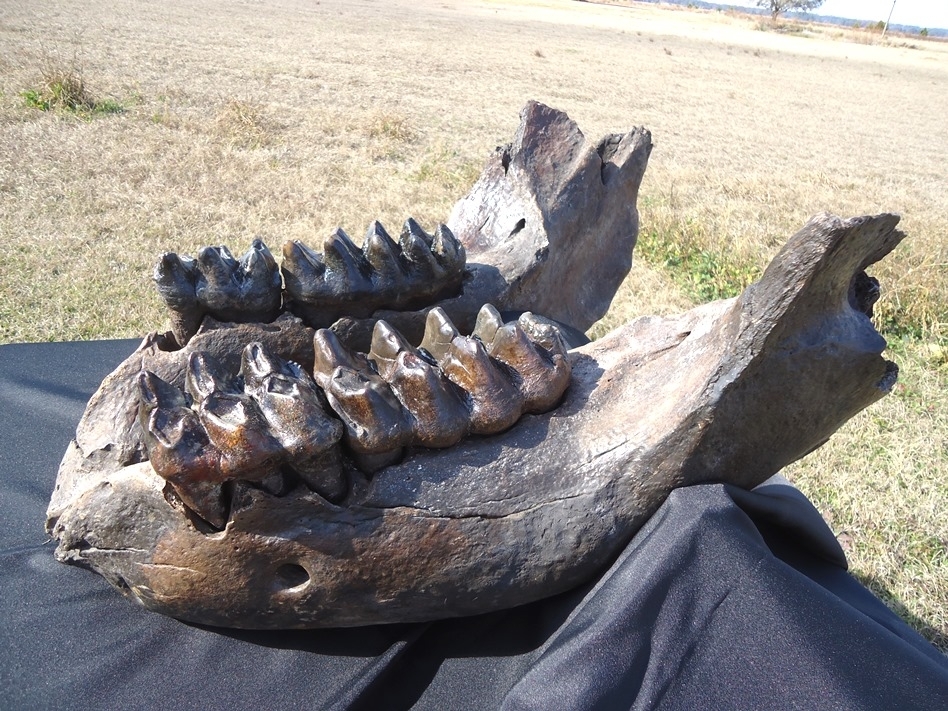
[856,571,948,655]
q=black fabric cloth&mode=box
[2,339,947,711]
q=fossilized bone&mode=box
[46,102,903,629]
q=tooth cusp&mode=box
[154,240,282,346]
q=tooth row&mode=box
[282,219,466,326]
[138,344,345,528]
[154,240,283,346]
[153,219,466,346]
[313,304,571,467]
[137,305,570,526]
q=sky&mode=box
[728,0,948,30]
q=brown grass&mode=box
[1,0,946,650]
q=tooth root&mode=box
[487,322,572,413]
[326,366,410,456]
[186,352,232,402]
[473,303,504,345]
[312,328,374,390]
[420,307,460,363]
[368,320,415,381]
[167,478,227,530]
[363,221,406,287]
[432,224,465,271]
[388,351,469,448]
[323,228,373,294]
[441,336,524,435]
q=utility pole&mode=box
[882,0,897,38]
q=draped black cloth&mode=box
[2,339,946,710]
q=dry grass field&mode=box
[1,0,945,650]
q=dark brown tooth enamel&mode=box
[486,322,571,413]
[420,307,460,362]
[325,366,410,456]
[186,352,234,402]
[368,320,415,381]
[312,328,374,390]
[363,221,406,288]
[323,228,372,294]
[241,343,342,451]
[387,351,469,448]
[432,225,465,269]
[472,303,504,345]
[400,223,443,279]
[440,336,524,435]
[198,391,283,480]
[281,240,328,299]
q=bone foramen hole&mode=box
[274,563,311,591]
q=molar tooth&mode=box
[517,312,568,355]
[153,252,198,309]
[236,239,282,316]
[487,322,572,413]
[195,246,241,309]
[312,328,374,390]
[402,217,433,248]
[432,224,465,271]
[388,350,469,448]
[441,336,524,435]
[472,303,504,345]
[363,221,406,288]
[368,320,415,381]
[281,240,328,300]
[139,370,191,411]
[400,229,443,280]
[241,343,345,497]
[323,228,373,294]
[420,307,460,363]
[199,390,283,480]
[186,352,234,403]
[325,366,410,456]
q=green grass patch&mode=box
[635,223,760,303]
[21,59,125,117]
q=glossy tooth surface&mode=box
[388,351,468,448]
[363,221,406,288]
[432,225,465,269]
[153,253,198,308]
[368,319,415,381]
[186,352,233,402]
[324,229,372,293]
[312,328,374,390]
[326,366,410,455]
[472,303,504,345]
[487,322,571,413]
[420,307,460,362]
[198,391,283,480]
[402,217,433,248]
[441,336,524,435]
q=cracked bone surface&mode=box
[47,210,903,628]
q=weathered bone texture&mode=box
[152,102,651,350]
[47,213,902,628]
[135,307,570,528]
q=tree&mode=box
[757,0,825,21]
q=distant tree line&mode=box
[757,0,825,21]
